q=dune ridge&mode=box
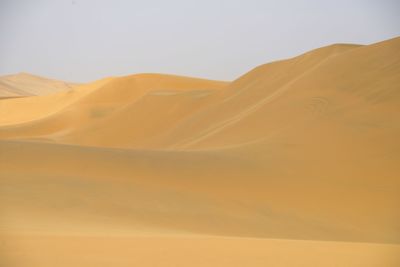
[1,37,400,266]
[0,73,77,98]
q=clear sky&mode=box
[0,0,399,82]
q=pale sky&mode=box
[0,0,399,82]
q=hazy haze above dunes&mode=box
[0,0,399,82]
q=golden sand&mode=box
[0,73,76,98]
[1,37,399,266]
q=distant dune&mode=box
[1,37,400,266]
[0,72,76,98]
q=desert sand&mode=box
[1,37,400,266]
[0,72,76,98]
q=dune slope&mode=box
[1,37,400,266]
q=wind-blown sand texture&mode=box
[0,73,76,98]
[1,37,400,266]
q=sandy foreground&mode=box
[1,37,400,266]
[2,234,400,267]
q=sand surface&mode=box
[1,37,400,266]
[0,73,76,98]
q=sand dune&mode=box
[0,73,77,98]
[1,37,400,266]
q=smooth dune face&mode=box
[1,37,400,266]
[0,73,77,98]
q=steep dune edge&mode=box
[159,39,399,149]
